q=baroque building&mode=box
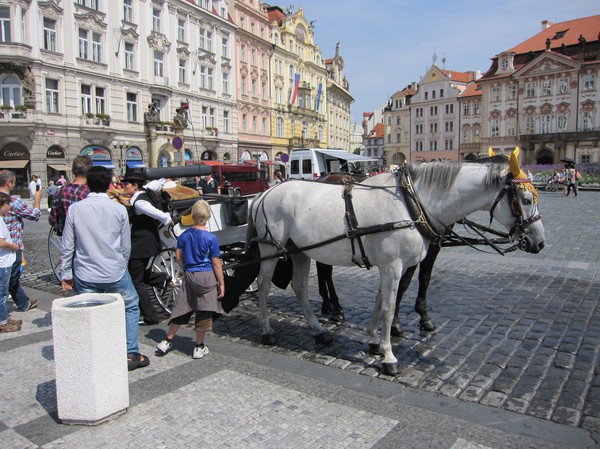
[230,0,272,169]
[410,65,476,161]
[266,5,327,162]
[0,0,237,196]
[477,14,600,164]
[325,42,352,151]
[382,83,415,164]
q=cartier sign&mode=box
[0,146,29,160]
[47,146,65,159]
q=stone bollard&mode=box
[52,293,129,425]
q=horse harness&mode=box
[252,169,442,270]
[489,173,542,250]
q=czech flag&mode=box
[289,73,300,105]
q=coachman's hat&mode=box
[122,171,146,185]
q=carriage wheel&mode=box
[48,225,62,282]
[150,248,182,314]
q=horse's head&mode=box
[489,147,545,253]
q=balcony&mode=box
[81,114,111,127]
[519,130,600,143]
[154,76,170,86]
[289,136,320,148]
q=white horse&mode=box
[247,149,545,375]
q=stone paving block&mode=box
[480,391,507,407]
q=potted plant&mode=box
[96,113,110,125]
[14,105,28,112]
[1,104,13,111]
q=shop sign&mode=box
[46,146,66,159]
[0,145,30,160]
[80,145,111,160]
[126,147,143,161]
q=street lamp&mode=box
[111,140,129,176]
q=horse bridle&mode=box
[489,173,542,250]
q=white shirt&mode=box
[60,193,131,283]
[28,180,37,197]
[0,219,15,269]
[131,190,172,226]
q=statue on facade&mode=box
[144,102,160,123]
[173,107,188,128]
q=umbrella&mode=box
[560,157,575,165]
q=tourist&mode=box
[0,192,21,333]
[60,167,150,371]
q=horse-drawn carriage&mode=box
[47,148,546,376]
[47,164,253,313]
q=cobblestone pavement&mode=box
[12,188,600,447]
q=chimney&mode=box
[541,20,553,30]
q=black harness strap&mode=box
[343,183,372,269]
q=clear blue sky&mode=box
[289,0,598,125]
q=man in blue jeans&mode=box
[0,170,41,313]
[60,166,150,371]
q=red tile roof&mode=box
[508,14,600,55]
[460,82,482,98]
[267,6,286,25]
[441,69,475,83]
[372,123,384,137]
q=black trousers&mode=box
[128,257,163,323]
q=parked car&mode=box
[181,163,269,196]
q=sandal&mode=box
[127,353,150,371]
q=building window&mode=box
[154,51,164,77]
[123,0,133,22]
[200,66,213,90]
[152,8,161,32]
[525,116,534,134]
[223,110,229,133]
[178,59,186,83]
[582,111,593,130]
[177,18,185,42]
[462,128,470,143]
[262,117,267,135]
[201,106,207,128]
[445,140,453,150]
[0,7,10,43]
[95,86,105,114]
[81,84,92,114]
[45,78,59,113]
[261,82,266,100]
[445,121,453,132]
[541,80,552,96]
[275,86,282,103]
[541,115,552,133]
[78,29,89,59]
[473,102,480,115]
[445,104,454,114]
[240,75,246,95]
[222,37,228,58]
[252,115,257,134]
[78,0,99,10]
[583,74,596,91]
[208,107,215,128]
[558,78,569,94]
[557,113,567,132]
[491,86,500,102]
[473,128,480,143]
[222,72,229,94]
[506,118,516,136]
[507,83,517,100]
[92,32,102,62]
[0,75,21,107]
[199,28,212,52]
[242,113,247,133]
[463,103,470,116]
[491,119,500,137]
[126,92,137,121]
[124,42,134,70]
[251,78,256,97]
[251,48,256,65]
[424,91,428,100]
[43,17,56,51]
[526,82,536,98]
[276,117,283,137]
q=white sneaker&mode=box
[156,339,172,354]
[192,345,209,359]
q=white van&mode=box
[285,148,376,180]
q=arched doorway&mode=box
[536,148,554,164]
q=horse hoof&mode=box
[381,362,402,376]
[420,319,436,332]
[315,332,333,345]
[321,303,334,315]
[368,343,382,355]
[390,325,404,338]
[330,312,345,323]
[261,334,277,346]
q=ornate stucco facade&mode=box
[325,42,353,151]
[382,84,415,164]
[0,0,237,195]
[266,5,327,163]
[230,0,272,167]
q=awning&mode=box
[243,160,258,166]
[0,160,29,169]
[200,161,223,166]
[261,161,275,166]
[126,161,145,169]
[314,149,378,162]
[92,160,116,169]
[48,164,70,171]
